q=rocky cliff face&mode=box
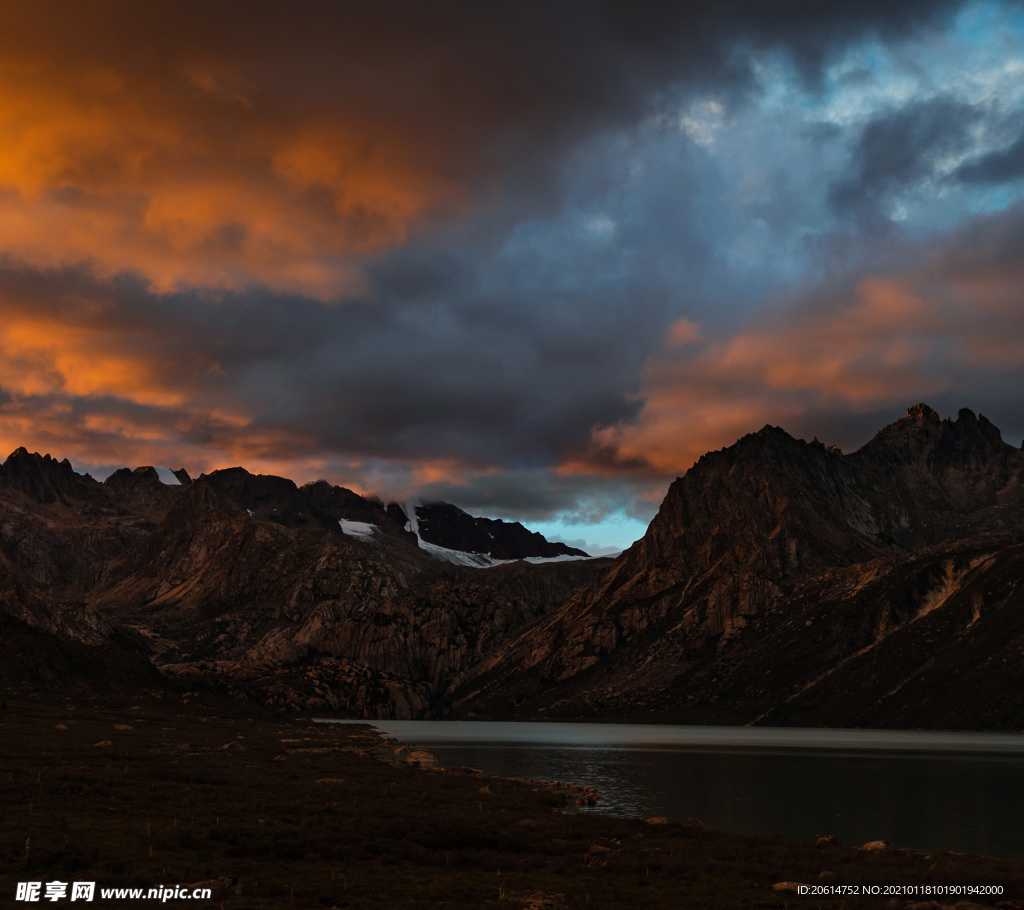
[0,450,603,717]
[7,404,1023,729]
[95,479,604,717]
[0,451,181,690]
[456,405,1024,729]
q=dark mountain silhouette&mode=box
[0,454,601,716]
[4,404,1023,728]
[456,405,1024,730]
[413,502,588,560]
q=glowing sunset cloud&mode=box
[0,55,455,299]
[2,1,1024,550]
[587,243,1024,479]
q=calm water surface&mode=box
[319,720,1024,858]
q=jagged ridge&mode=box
[456,405,1024,729]
[0,449,605,717]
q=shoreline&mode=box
[319,715,1024,861]
[3,690,1024,908]
[316,714,1024,745]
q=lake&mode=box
[318,719,1024,859]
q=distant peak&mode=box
[906,403,939,423]
[104,466,164,491]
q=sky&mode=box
[3,1,1024,554]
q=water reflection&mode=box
[319,720,1024,858]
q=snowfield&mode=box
[338,519,378,539]
[341,505,592,565]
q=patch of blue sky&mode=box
[526,511,651,557]
[966,184,1024,215]
[953,0,1024,53]
[820,3,1024,120]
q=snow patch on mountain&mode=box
[417,539,593,567]
[403,499,420,535]
[339,519,378,539]
[395,499,593,566]
[522,554,594,564]
[415,539,506,567]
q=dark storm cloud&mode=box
[415,468,651,525]
[0,0,985,529]
[930,199,1024,289]
[829,96,981,222]
[955,131,1024,184]
[0,1,971,302]
[588,200,1024,480]
[2,2,969,203]
[0,250,655,490]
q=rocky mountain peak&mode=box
[624,422,878,589]
[573,404,1023,644]
[0,447,98,504]
[103,465,178,507]
[173,475,243,518]
[906,402,941,423]
[460,404,1024,727]
[413,502,589,560]
[199,466,332,529]
[957,408,1004,447]
[861,405,1020,494]
[105,465,160,486]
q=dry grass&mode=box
[1,687,1022,908]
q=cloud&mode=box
[1,0,1011,548]
[829,96,982,222]
[0,1,967,299]
[0,257,650,507]
[586,202,1024,478]
[955,130,1024,184]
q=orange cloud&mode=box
[0,281,248,472]
[0,316,191,407]
[0,15,465,300]
[579,271,1016,477]
[0,289,499,497]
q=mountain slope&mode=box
[456,405,1024,728]
[0,450,604,717]
[412,502,589,560]
[6,404,1023,728]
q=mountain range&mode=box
[2,403,1023,729]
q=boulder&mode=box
[406,749,438,768]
